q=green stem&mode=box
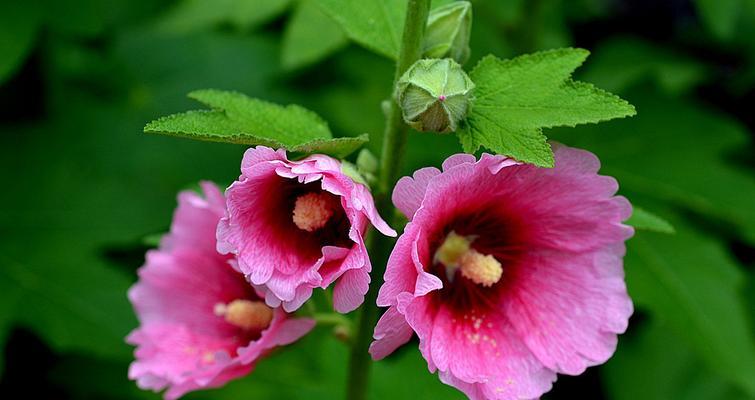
[346,1,431,399]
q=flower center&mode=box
[292,192,334,232]
[214,299,273,331]
[434,231,502,287]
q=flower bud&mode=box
[423,1,472,64]
[396,58,474,133]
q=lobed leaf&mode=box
[459,48,636,167]
[145,89,366,158]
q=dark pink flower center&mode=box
[426,206,528,314]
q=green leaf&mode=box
[313,0,405,59]
[313,0,454,60]
[604,318,749,400]
[625,220,755,395]
[145,89,367,158]
[185,327,464,399]
[459,48,636,167]
[580,37,710,95]
[0,1,41,84]
[694,0,742,40]
[627,206,676,234]
[0,251,135,362]
[156,0,291,33]
[282,0,348,70]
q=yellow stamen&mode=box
[459,249,502,287]
[434,231,503,287]
[292,192,334,232]
[214,299,273,331]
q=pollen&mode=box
[459,249,502,287]
[434,231,471,268]
[214,299,273,331]
[434,231,503,287]
[292,192,335,232]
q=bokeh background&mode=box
[1,0,754,399]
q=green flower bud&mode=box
[396,58,474,133]
[423,1,472,64]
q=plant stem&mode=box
[346,1,431,399]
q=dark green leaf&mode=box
[579,37,710,95]
[156,0,291,33]
[0,1,40,84]
[282,0,348,70]
[624,220,755,395]
[604,318,748,400]
[694,0,742,40]
[551,89,755,245]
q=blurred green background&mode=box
[1,0,754,399]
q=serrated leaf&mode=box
[145,89,366,158]
[625,219,755,395]
[459,48,636,167]
[627,206,676,234]
[282,0,348,70]
[289,134,369,158]
[156,0,290,33]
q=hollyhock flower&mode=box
[217,147,396,313]
[370,145,634,400]
[128,182,315,400]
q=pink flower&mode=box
[127,182,314,400]
[370,145,634,399]
[217,147,396,313]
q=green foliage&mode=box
[693,0,742,40]
[156,0,291,33]
[0,1,41,84]
[604,319,747,400]
[314,0,405,59]
[314,0,454,59]
[552,89,755,245]
[145,89,367,158]
[183,328,464,399]
[625,221,755,396]
[458,48,636,167]
[2,0,755,399]
[580,37,710,95]
[627,206,676,234]
[282,0,348,70]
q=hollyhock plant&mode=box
[370,145,634,399]
[128,182,315,399]
[217,146,396,313]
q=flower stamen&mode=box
[214,299,273,331]
[434,231,502,287]
[292,192,335,232]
